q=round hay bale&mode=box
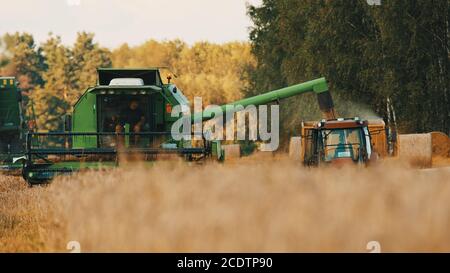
[222,144,241,161]
[398,133,432,168]
[430,132,449,158]
[289,137,302,161]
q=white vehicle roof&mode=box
[109,78,144,86]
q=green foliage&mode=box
[0,32,45,92]
[31,35,71,131]
[1,32,111,131]
[247,0,449,137]
[72,32,112,93]
[1,32,253,131]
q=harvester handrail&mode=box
[26,132,208,139]
[27,147,206,155]
[24,131,209,157]
[27,131,175,136]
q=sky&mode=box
[0,0,263,48]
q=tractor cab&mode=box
[300,118,374,166]
[317,119,372,165]
[22,68,209,184]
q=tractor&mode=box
[289,118,395,167]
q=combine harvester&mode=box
[20,68,337,185]
[0,77,26,172]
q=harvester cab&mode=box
[0,77,25,170]
[69,68,190,147]
[23,68,206,184]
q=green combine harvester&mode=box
[15,68,332,185]
[0,77,25,172]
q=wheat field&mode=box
[1,157,450,252]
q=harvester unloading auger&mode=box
[19,68,337,184]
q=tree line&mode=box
[0,0,448,138]
[0,32,111,131]
[247,0,449,139]
[0,33,254,131]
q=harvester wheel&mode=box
[22,163,53,187]
[22,165,35,187]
